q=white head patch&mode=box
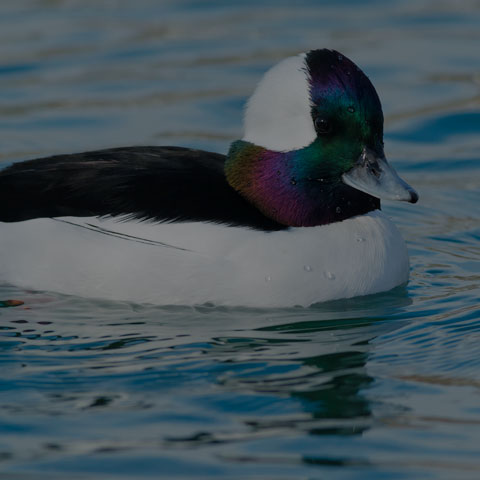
[242,53,316,152]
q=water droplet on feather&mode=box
[324,271,336,280]
[265,275,271,282]
[347,106,355,113]
[303,265,313,272]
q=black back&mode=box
[0,146,286,231]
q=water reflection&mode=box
[162,293,411,446]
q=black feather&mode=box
[0,146,287,231]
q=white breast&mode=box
[0,210,409,307]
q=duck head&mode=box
[225,49,418,227]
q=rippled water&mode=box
[1,1,479,478]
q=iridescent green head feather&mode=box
[225,49,417,227]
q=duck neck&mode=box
[224,140,380,227]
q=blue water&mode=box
[1,1,479,478]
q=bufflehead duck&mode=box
[0,49,417,307]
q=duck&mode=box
[0,49,418,308]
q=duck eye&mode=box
[314,117,332,135]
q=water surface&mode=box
[0,1,479,478]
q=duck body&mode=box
[0,49,417,307]
[0,211,408,307]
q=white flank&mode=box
[0,211,409,307]
[243,53,316,152]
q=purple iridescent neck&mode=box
[224,140,379,228]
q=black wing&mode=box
[0,146,286,231]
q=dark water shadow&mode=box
[162,288,412,447]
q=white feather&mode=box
[243,54,316,152]
[0,211,409,307]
